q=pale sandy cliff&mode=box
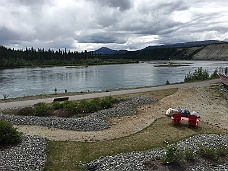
[191,43,228,60]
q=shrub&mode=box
[210,69,219,79]
[51,101,63,110]
[216,145,228,157]
[184,67,209,82]
[198,146,218,161]
[165,80,170,85]
[162,145,183,164]
[63,101,78,114]
[33,102,50,116]
[101,96,114,109]
[78,100,89,113]
[16,107,33,116]
[184,149,194,161]
[3,94,9,100]
[88,98,101,113]
[0,120,22,144]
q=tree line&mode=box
[0,45,202,68]
[0,46,102,68]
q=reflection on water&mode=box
[0,60,227,98]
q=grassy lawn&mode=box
[43,88,228,171]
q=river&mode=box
[0,60,227,98]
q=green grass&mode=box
[44,117,227,171]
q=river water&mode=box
[0,60,227,98]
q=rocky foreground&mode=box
[0,135,46,171]
[85,134,228,171]
[0,134,227,171]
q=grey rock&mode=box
[0,135,47,171]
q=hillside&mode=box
[99,41,228,61]
[144,40,226,49]
[192,43,228,60]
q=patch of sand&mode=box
[14,86,228,142]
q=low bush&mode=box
[88,98,101,113]
[165,80,170,85]
[78,99,89,113]
[198,145,228,162]
[16,96,118,117]
[184,67,209,82]
[33,102,50,116]
[0,119,22,145]
[51,101,63,110]
[16,107,33,116]
[216,145,228,157]
[184,149,195,161]
[210,69,219,79]
[161,145,183,164]
[63,100,79,114]
[101,96,114,109]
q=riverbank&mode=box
[0,79,221,109]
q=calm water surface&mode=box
[0,61,227,98]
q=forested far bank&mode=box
[0,46,104,68]
[1,42,228,68]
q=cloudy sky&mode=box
[0,0,228,51]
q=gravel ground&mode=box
[85,134,228,171]
[0,135,47,171]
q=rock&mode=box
[0,135,47,171]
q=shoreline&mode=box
[0,79,220,103]
[0,79,221,110]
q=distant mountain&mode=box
[144,40,226,50]
[93,47,128,55]
[94,47,116,54]
[93,40,227,55]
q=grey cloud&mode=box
[17,0,46,5]
[92,0,132,11]
[76,32,127,44]
[137,0,189,15]
[0,27,19,42]
[1,0,228,51]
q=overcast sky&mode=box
[0,0,228,51]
